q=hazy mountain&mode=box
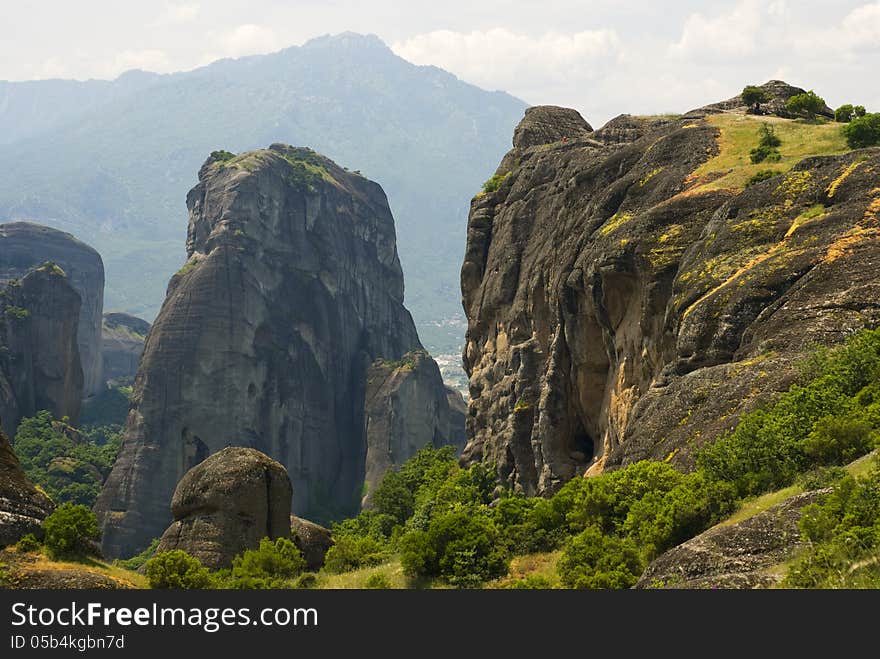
[0,32,526,365]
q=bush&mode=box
[227,537,305,589]
[749,124,782,163]
[15,533,41,553]
[115,538,159,571]
[501,574,557,589]
[364,572,392,589]
[797,465,847,490]
[41,503,99,559]
[834,104,867,123]
[293,573,317,589]
[557,526,643,589]
[842,113,880,148]
[400,510,508,587]
[745,169,780,187]
[481,172,510,194]
[145,550,212,589]
[742,85,768,113]
[802,415,875,465]
[323,534,388,573]
[786,91,827,119]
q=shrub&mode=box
[481,172,510,194]
[501,574,557,589]
[786,91,827,119]
[41,503,99,559]
[364,572,392,589]
[15,533,41,553]
[323,534,388,573]
[749,124,782,163]
[293,573,317,589]
[228,537,305,589]
[801,415,875,465]
[557,526,643,589]
[842,113,880,148]
[797,465,848,490]
[742,85,768,113]
[399,510,508,587]
[145,550,212,589]
[371,469,415,527]
[115,538,159,571]
[745,169,780,187]
[834,104,867,123]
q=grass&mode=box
[488,551,562,589]
[690,114,850,192]
[313,559,410,589]
[0,548,148,589]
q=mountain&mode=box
[460,82,880,494]
[0,33,526,373]
[96,145,465,558]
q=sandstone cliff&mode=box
[0,425,54,546]
[461,87,880,496]
[101,312,149,384]
[155,447,291,570]
[0,222,104,396]
[0,264,84,435]
[97,145,464,557]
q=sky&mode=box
[2,0,879,125]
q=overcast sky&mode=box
[3,0,878,125]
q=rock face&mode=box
[0,222,104,397]
[154,447,292,570]
[0,264,84,435]
[101,312,150,383]
[363,350,466,504]
[702,79,834,118]
[96,145,464,557]
[290,515,333,571]
[636,489,828,589]
[0,426,54,546]
[461,101,880,495]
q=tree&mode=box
[557,525,643,589]
[145,550,212,589]
[228,537,305,589]
[786,91,827,120]
[41,503,100,559]
[842,113,880,148]
[750,123,783,164]
[835,104,855,123]
[742,85,768,114]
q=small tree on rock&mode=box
[786,91,826,120]
[742,85,768,114]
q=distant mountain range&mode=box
[0,32,526,361]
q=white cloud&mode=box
[153,2,201,27]
[215,23,282,58]
[105,49,172,76]
[835,2,880,49]
[392,28,620,96]
[668,0,763,59]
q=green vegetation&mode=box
[210,149,236,163]
[15,533,41,553]
[116,538,159,572]
[741,85,768,114]
[786,91,827,120]
[745,169,780,187]
[834,104,866,123]
[842,113,880,148]
[42,503,100,560]
[691,114,850,192]
[145,550,212,589]
[222,537,305,589]
[481,171,510,194]
[4,305,30,319]
[783,463,880,588]
[13,410,122,507]
[749,123,782,164]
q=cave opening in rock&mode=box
[570,425,595,463]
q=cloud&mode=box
[828,2,880,50]
[392,28,620,97]
[668,0,764,59]
[153,2,201,27]
[215,23,282,57]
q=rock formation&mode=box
[0,222,104,396]
[363,350,466,504]
[96,145,465,557]
[636,489,828,589]
[290,515,333,571]
[703,80,834,119]
[461,93,880,496]
[0,425,54,546]
[101,312,150,383]
[0,264,84,435]
[154,447,292,570]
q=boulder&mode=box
[290,516,333,571]
[154,447,292,570]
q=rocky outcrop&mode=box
[290,516,333,571]
[0,426,54,546]
[101,312,150,383]
[154,447,292,570]
[96,145,463,557]
[701,79,834,118]
[461,100,880,495]
[0,222,104,397]
[363,350,466,504]
[636,489,828,589]
[0,264,84,435]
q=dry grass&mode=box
[313,559,413,589]
[690,114,850,192]
[488,551,562,588]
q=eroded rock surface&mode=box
[154,447,292,570]
[101,312,149,383]
[97,145,463,557]
[0,222,104,396]
[290,515,333,571]
[461,99,880,495]
[0,426,54,546]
